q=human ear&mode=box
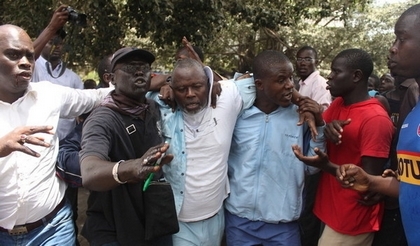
[255,78,263,90]
[353,70,363,83]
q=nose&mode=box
[134,69,144,76]
[18,55,32,70]
[186,87,195,97]
[285,78,294,88]
[327,72,333,80]
[389,43,397,54]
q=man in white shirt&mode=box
[296,46,331,109]
[0,24,111,246]
[295,45,331,246]
[32,28,84,140]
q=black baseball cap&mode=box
[110,47,155,72]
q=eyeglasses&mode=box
[114,63,151,75]
[296,57,314,62]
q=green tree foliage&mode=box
[0,0,416,78]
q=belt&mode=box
[0,198,66,236]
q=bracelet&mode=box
[112,160,127,184]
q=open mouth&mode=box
[134,78,146,86]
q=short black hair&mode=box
[400,4,420,26]
[334,49,373,80]
[252,50,291,80]
[369,73,380,87]
[83,79,97,89]
[97,54,112,82]
[176,45,205,62]
[297,45,318,60]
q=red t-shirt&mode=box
[314,97,394,235]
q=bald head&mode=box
[0,24,35,103]
[0,24,31,42]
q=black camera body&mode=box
[66,6,87,27]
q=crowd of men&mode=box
[1,3,420,246]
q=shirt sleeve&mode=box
[360,115,394,158]
[235,77,256,111]
[305,125,326,175]
[57,86,112,118]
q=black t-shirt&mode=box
[80,104,163,245]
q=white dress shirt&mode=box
[298,70,331,109]
[0,82,111,229]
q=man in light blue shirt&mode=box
[225,50,326,246]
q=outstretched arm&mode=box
[181,36,224,82]
[81,143,173,191]
[337,164,399,198]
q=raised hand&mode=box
[181,36,204,65]
[324,119,351,145]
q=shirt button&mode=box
[182,151,185,154]
[180,129,183,132]
[181,173,184,176]
[180,191,183,194]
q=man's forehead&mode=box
[172,68,207,83]
[396,14,418,32]
[297,49,315,57]
[0,34,33,51]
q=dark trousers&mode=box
[372,207,407,246]
[299,173,321,246]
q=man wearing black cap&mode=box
[79,47,174,245]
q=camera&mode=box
[66,6,87,27]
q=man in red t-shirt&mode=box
[293,48,394,245]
